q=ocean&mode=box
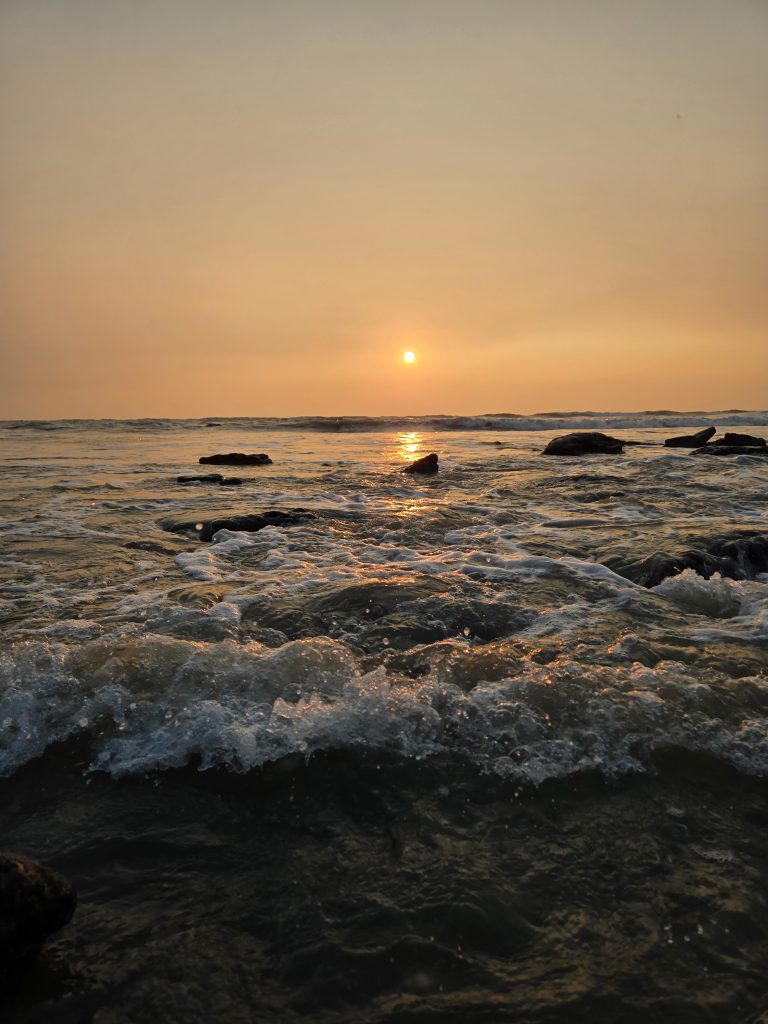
[2,411,768,1023]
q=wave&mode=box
[3,410,768,435]
[3,633,768,783]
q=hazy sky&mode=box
[2,0,766,417]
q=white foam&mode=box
[2,636,768,783]
[651,571,749,618]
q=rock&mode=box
[403,453,439,474]
[161,509,314,542]
[542,432,624,456]
[692,446,768,458]
[219,477,243,486]
[711,433,766,447]
[0,852,76,982]
[663,426,716,448]
[605,531,768,587]
[199,453,273,466]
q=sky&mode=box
[1,0,766,418]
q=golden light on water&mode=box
[397,431,421,459]
[403,351,415,364]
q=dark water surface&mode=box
[2,415,768,1022]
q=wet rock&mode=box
[663,426,716,448]
[403,453,439,474]
[0,852,76,982]
[542,432,624,456]
[692,446,768,458]
[219,477,243,486]
[711,433,766,447]
[199,453,273,466]
[161,509,314,542]
[605,531,768,587]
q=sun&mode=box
[403,350,415,364]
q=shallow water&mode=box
[1,414,768,1022]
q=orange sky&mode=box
[1,0,766,418]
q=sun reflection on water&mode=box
[397,431,422,460]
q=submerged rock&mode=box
[199,453,273,466]
[0,852,76,983]
[664,427,716,448]
[403,453,439,474]
[241,577,532,652]
[177,473,243,485]
[605,531,768,587]
[692,446,768,458]
[711,432,766,447]
[124,539,179,555]
[542,432,624,456]
[161,509,314,542]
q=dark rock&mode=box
[692,446,768,458]
[663,426,716,448]
[542,432,624,456]
[403,453,438,474]
[219,477,243,486]
[0,852,76,982]
[605,531,768,587]
[177,473,224,484]
[199,453,272,466]
[711,433,766,447]
[161,509,314,542]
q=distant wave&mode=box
[2,411,768,434]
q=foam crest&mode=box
[2,635,768,783]
[5,411,768,434]
[651,570,748,618]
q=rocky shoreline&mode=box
[542,428,766,456]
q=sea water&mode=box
[2,413,768,1022]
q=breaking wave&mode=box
[3,410,768,435]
